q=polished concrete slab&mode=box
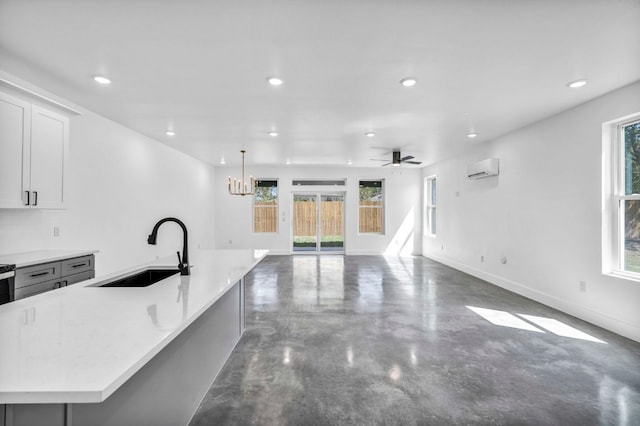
[190,255,640,425]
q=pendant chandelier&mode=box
[228,150,255,196]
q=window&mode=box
[253,179,278,233]
[359,180,384,233]
[425,176,436,237]
[608,116,640,276]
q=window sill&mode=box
[604,270,640,283]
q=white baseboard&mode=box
[265,249,291,256]
[260,248,421,256]
[345,249,384,255]
[423,253,640,343]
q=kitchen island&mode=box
[0,249,268,426]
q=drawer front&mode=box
[14,278,60,300]
[61,255,94,277]
[63,270,95,287]
[15,262,61,288]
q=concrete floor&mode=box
[190,255,640,425]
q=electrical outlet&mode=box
[53,226,60,237]
[579,281,587,292]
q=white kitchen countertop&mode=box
[0,249,268,404]
[0,250,98,268]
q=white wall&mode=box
[0,73,215,275]
[422,81,640,342]
[214,166,422,255]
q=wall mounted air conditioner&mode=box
[466,158,499,179]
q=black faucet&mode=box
[147,217,190,275]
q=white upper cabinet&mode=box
[0,91,69,209]
[0,92,30,208]
[30,105,68,208]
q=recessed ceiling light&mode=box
[165,130,175,136]
[268,77,283,86]
[220,157,226,165]
[567,79,587,89]
[268,131,278,137]
[285,159,291,165]
[92,75,111,85]
[347,160,353,165]
[400,77,417,87]
[365,132,376,138]
[467,132,478,138]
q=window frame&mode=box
[252,179,279,234]
[425,176,437,237]
[605,113,640,280]
[358,179,385,234]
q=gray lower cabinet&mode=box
[13,255,94,300]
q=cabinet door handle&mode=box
[30,271,50,278]
[71,263,87,268]
[24,191,30,206]
[32,191,38,206]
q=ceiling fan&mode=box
[371,151,422,167]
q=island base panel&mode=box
[4,279,243,426]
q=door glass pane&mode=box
[320,195,344,252]
[623,199,640,273]
[293,195,317,252]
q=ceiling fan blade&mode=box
[401,155,414,161]
[369,158,387,162]
[403,160,422,165]
[381,162,391,167]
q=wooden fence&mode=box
[254,202,278,233]
[359,201,383,233]
[293,201,344,236]
[254,200,382,234]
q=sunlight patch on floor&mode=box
[518,314,607,344]
[467,306,607,344]
[466,306,544,332]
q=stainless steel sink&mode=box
[98,268,179,288]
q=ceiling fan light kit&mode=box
[378,150,423,167]
[392,151,402,166]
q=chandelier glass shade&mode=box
[228,150,255,196]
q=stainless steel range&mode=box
[0,263,16,305]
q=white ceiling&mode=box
[1,0,639,168]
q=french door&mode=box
[292,192,345,253]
